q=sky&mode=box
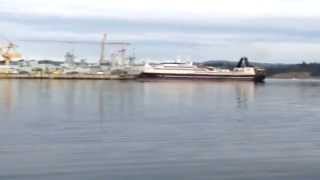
[1,0,320,63]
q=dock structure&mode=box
[0,74,138,80]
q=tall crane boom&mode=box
[100,33,107,65]
[19,39,131,45]
[19,33,131,65]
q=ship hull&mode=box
[139,72,265,82]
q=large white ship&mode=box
[139,57,266,82]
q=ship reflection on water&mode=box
[140,80,259,111]
[234,81,258,109]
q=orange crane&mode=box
[0,42,22,65]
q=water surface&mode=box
[0,79,320,180]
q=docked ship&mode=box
[139,57,266,82]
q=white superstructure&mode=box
[144,62,256,75]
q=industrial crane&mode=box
[0,42,22,65]
[20,33,131,65]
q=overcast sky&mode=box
[1,0,320,63]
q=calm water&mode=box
[0,79,320,180]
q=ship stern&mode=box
[254,68,266,82]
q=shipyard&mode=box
[0,33,266,82]
[0,33,143,80]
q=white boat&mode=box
[139,57,266,82]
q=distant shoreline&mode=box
[268,72,320,79]
[268,77,320,80]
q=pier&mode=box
[0,73,138,80]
